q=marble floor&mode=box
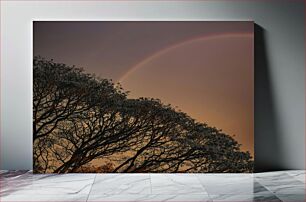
[0,170,305,202]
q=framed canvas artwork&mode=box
[33,21,254,173]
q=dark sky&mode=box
[34,21,254,156]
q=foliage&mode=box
[33,56,253,173]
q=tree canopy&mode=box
[33,56,253,173]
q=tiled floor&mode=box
[0,170,305,202]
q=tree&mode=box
[33,57,253,173]
[33,57,126,141]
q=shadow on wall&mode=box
[254,24,285,172]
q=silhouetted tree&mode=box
[33,57,126,141]
[33,57,253,173]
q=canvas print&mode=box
[33,21,254,173]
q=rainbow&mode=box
[117,32,253,83]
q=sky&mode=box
[34,21,254,156]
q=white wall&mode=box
[1,0,304,171]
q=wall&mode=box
[1,0,304,171]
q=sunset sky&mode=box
[34,21,254,156]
